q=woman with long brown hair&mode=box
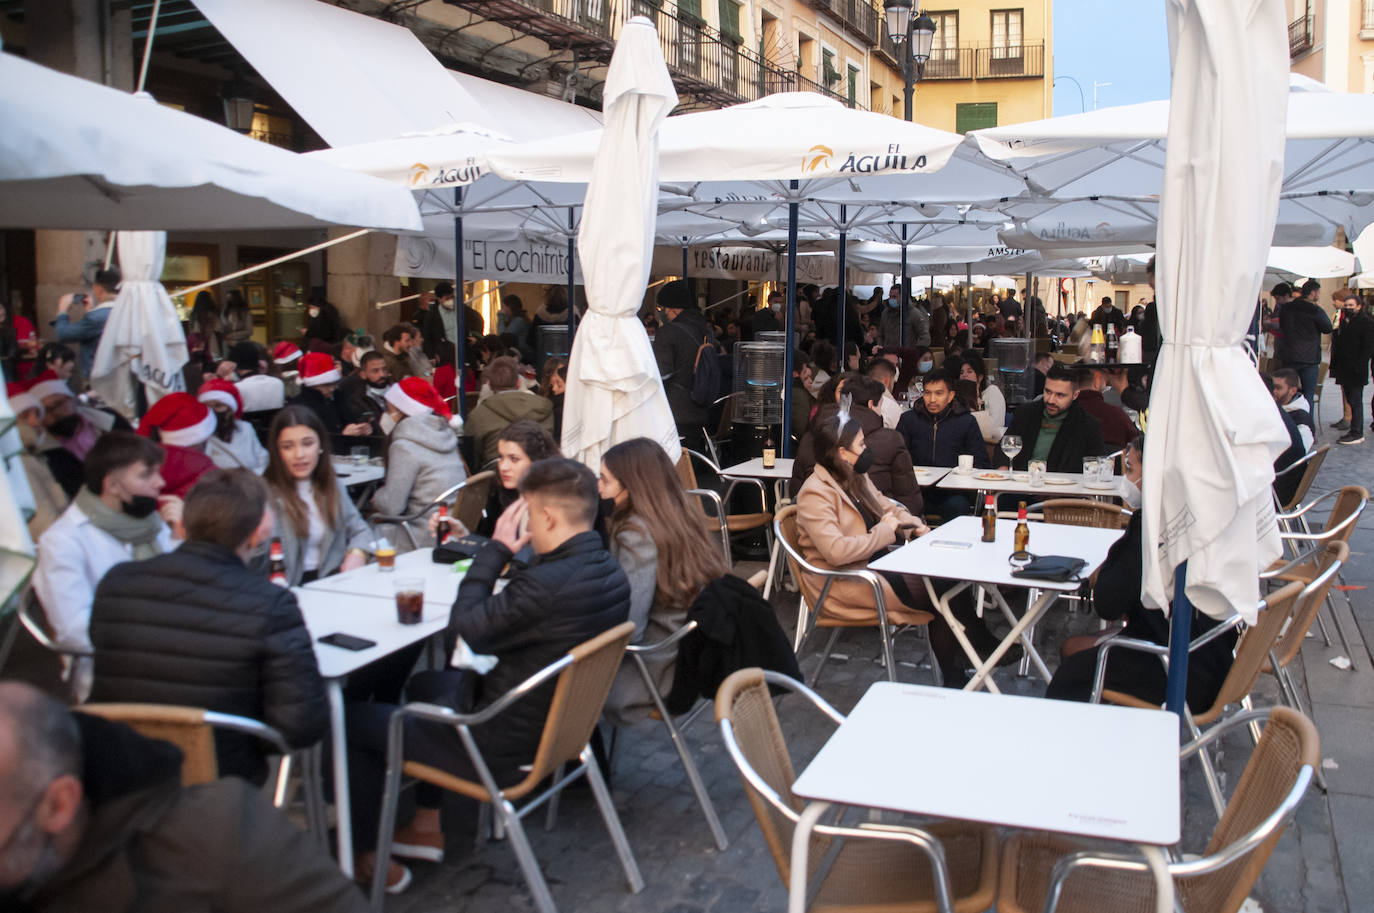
[262,405,372,585]
[597,437,728,724]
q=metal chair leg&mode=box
[807,628,843,688]
[1185,712,1227,820]
[369,737,408,911]
[581,745,645,893]
[501,801,559,913]
[545,762,564,832]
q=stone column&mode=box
[326,229,402,338]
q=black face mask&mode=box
[853,449,876,474]
[48,413,81,438]
[214,412,236,441]
[598,497,616,519]
[120,494,159,518]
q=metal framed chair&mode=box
[1261,541,1347,718]
[997,706,1319,913]
[368,622,642,913]
[366,470,496,551]
[1273,484,1367,661]
[774,504,934,686]
[608,620,729,850]
[13,595,93,701]
[677,448,772,562]
[1089,581,1304,818]
[1271,444,1330,514]
[78,702,326,839]
[1039,498,1132,530]
[715,668,999,913]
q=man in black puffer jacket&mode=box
[88,468,326,786]
[653,279,712,451]
[897,368,989,518]
[345,458,631,891]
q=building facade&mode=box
[1288,0,1374,92]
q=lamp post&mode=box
[883,0,936,122]
[219,72,257,134]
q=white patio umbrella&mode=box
[0,50,421,231]
[0,368,36,612]
[563,17,681,471]
[90,232,190,415]
[1146,0,1291,712]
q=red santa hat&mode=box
[299,352,341,387]
[272,341,302,365]
[27,370,73,404]
[137,392,216,448]
[385,376,462,430]
[196,377,243,419]
[6,382,42,419]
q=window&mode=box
[677,0,702,23]
[991,9,1023,58]
[955,101,997,133]
[822,48,839,87]
[797,33,815,76]
[926,10,959,77]
[847,64,860,106]
[717,0,741,42]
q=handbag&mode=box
[1010,553,1087,583]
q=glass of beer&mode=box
[375,539,396,571]
[394,578,424,625]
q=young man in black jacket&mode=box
[1330,294,1374,444]
[652,279,711,451]
[1276,279,1334,411]
[995,363,1107,472]
[88,469,326,785]
[346,458,631,893]
[896,368,989,518]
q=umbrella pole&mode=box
[899,224,908,347]
[965,264,973,348]
[781,180,799,459]
[453,187,467,420]
[1165,562,1191,716]
[836,205,847,351]
[567,207,577,341]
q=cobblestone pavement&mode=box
[384,397,1373,912]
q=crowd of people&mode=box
[0,257,1356,905]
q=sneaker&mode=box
[355,857,413,895]
[1338,431,1365,445]
[1331,419,1350,431]
[391,825,445,863]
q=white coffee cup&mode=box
[957,454,974,474]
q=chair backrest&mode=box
[1319,485,1368,545]
[1189,707,1320,913]
[1040,498,1131,530]
[1272,541,1347,669]
[713,668,806,882]
[1198,581,1304,725]
[773,504,814,600]
[80,703,220,785]
[510,621,635,795]
[451,470,496,533]
[675,450,699,490]
[1279,445,1330,511]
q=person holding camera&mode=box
[53,267,121,385]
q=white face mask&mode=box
[1119,476,1142,510]
[380,413,397,435]
[308,307,320,318]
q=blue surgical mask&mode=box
[886,297,900,309]
[917,359,934,373]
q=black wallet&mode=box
[1010,554,1088,583]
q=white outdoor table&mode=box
[786,682,1180,913]
[870,516,1122,692]
[332,457,385,487]
[295,585,451,875]
[912,465,952,487]
[721,456,794,482]
[934,468,1117,500]
[304,547,464,608]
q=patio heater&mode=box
[732,340,785,460]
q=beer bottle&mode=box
[437,505,452,545]
[762,436,776,469]
[981,494,997,543]
[269,537,288,588]
[1106,323,1119,362]
[1014,501,1031,553]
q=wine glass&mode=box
[1000,434,1022,467]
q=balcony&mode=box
[1363,0,1374,37]
[1289,13,1314,58]
[974,43,1045,79]
[804,0,882,46]
[442,0,789,106]
[790,70,870,109]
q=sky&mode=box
[1052,1,1172,114]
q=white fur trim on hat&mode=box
[159,407,217,448]
[28,379,73,402]
[384,382,430,417]
[8,392,42,419]
[197,389,238,413]
[302,367,342,387]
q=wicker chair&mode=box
[677,448,772,563]
[1272,484,1367,661]
[1261,541,1347,717]
[774,504,934,685]
[368,622,642,913]
[367,469,496,551]
[1039,498,1132,530]
[1090,581,1304,818]
[715,668,999,913]
[998,706,1319,913]
[1271,444,1330,514]
[78,703,325,838]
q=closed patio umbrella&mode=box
[562,17,681,470]
[1146,0,1291,711]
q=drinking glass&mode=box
[351,445,369,466]
[393,578,424,625]
[375,539,396,571]
[1000,434,1022,465]
[1082,457,1100,485]
[1028,459,1047,487]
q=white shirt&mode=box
[32,501,175,654]
[205,420,270,474]
[878,390,903,430]
[298,479,326,573]
[1282,398,1315,450]
[236,374,285,412]
[981,383,1007,429]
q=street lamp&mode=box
[219,72,258,134]
[884,1,935,122]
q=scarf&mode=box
[74,487,166,560]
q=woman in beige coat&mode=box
[796,411,1006,685]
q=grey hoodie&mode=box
[371,413,466,548]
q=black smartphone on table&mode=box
[318,632,376,651]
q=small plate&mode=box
[975,471,1007,481]
[1012,473,1030,482]
[1045,477,1074,486]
